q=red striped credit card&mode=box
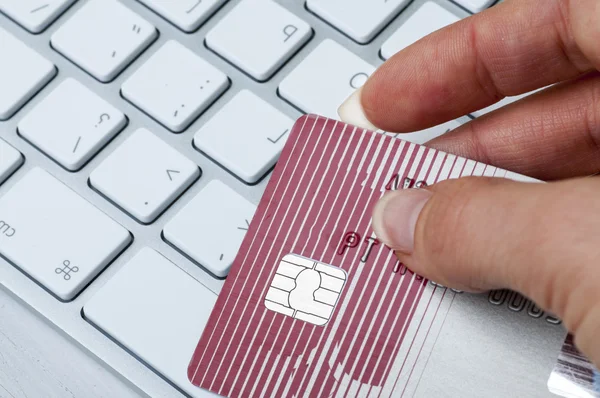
[187,114,536,398]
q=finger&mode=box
[371,176,600,367]
[338,0,597,132]
[570,0,600,67]
[426,72,600,181]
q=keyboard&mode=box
[0,0,536,397]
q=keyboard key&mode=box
[0,139,23,185]
[138,0,226,33]
[0,0,75,33]
[84,248,217,398]
[163,180,256,278]
[122,40,229,133]
[194,90,293,184]
[380,2,461,60]
[0,27,56,120]
[51,0,157,82]
[387,119,463,144]
[0,168,131,301]
[18,78,127,171]
[90,129,200,224]
[452,0,496,13]
[279,39,375,120]
[206,0,311,81]
[306,0,410,44]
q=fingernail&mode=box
[337,87,379,131]
[372,189,432,253]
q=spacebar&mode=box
[84,248,218,397]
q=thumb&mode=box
[371,176,600,368]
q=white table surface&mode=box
[0,288,139,398]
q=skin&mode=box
[358,0,600,368]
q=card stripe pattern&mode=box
[548,334,600,398]
[249,124,384,398]
[221,118,340,395]
[188,115,526,397]
[291,134,400,398]
[230,117,360,395]
[197,116,328,388]
[336,150,448,398]
[306,141,419,398]
[265,126,372,398]
[188,114,313,384]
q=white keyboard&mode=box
[0,0,509,397]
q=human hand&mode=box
[338,0,600,368]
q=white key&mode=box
[122,40,229,133]
[0,27,56,120]
[51,0,157,82]
[18,78,127,171]
[388,119,462,145]
[163,180,256,278]
[307,0,410,44]
[380,2,461,60]
[0,0,75,33]
[0,168,131,301]
[279,39,375,120]
[90,129,199,224]
[84,248,218,398]
[206,0,311,81]
[194,90,293,183]
[0,139,23,185]
[138,0,226,33]
[452,0,496,13]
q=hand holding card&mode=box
[187,114,562,398]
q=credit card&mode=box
[188,114,566,397]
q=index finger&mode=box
[342,0,597,133]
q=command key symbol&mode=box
[55,260,79,281]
